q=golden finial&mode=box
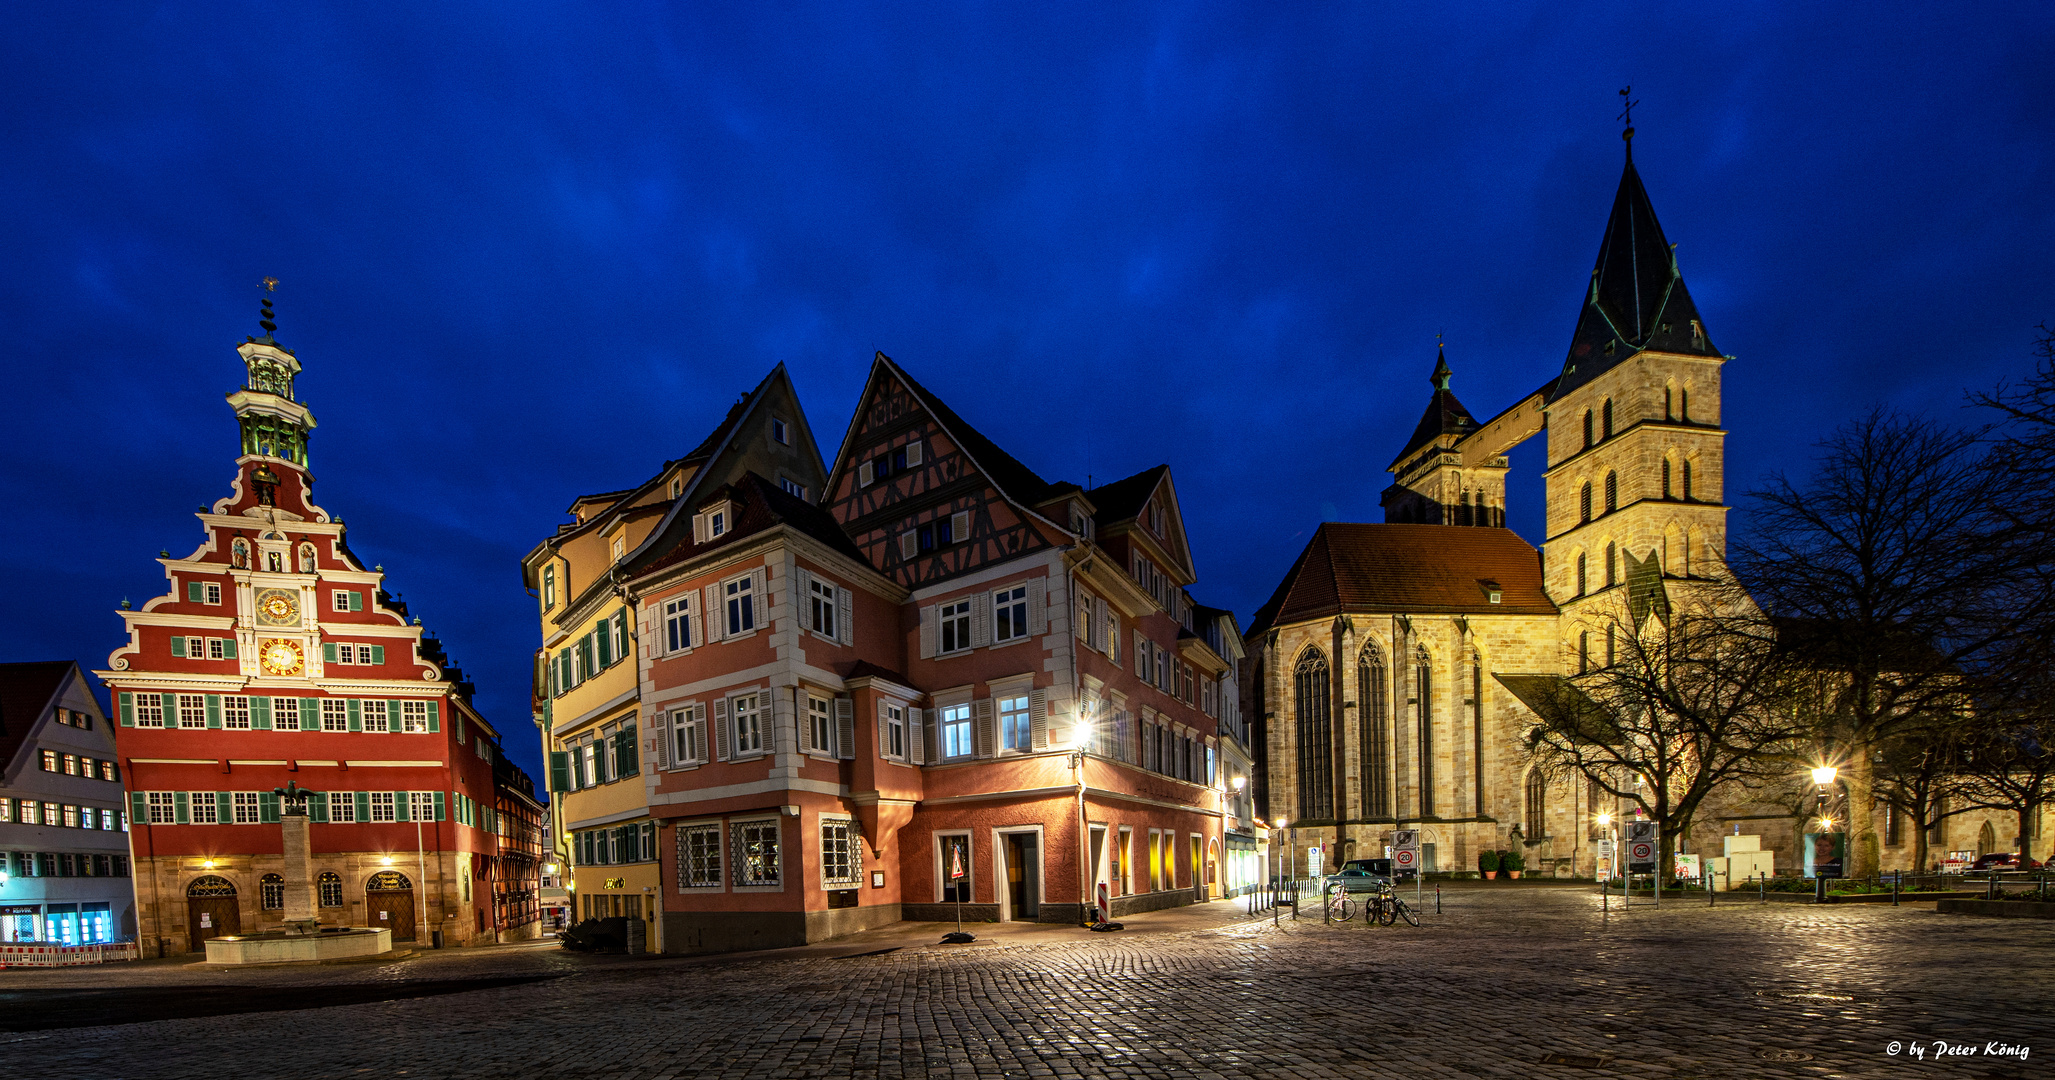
[262,277,279,291]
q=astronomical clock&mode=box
[258,638,305,677]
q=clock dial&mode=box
[256,588,299,626]
[259,638,304,677]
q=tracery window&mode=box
[1604,471,1618,513]
[1293,650,1333,821]
[1358,645,1389,818]
[1524,768,1546,838]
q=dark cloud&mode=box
[4,4,2049,784]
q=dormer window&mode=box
[542,565,556,610]
[692,503,733,544]
[771,417,790,445]
[1479,579,1503,605]
[778,476,807,500]
[611,536,626,562]
[670,477,683,499]
[1148,501,1165,536]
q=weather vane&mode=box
[1617,86,1639,140]
[262,276,279,291]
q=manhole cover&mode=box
[1539,1053,1608,1068]
[1757,1048,1815,1062]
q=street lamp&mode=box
[1811,764,1838,787]
[1071,711,1095,926]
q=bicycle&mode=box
[1325,885,1355,922]
[1366,884,1418,926]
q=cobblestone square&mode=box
[3,886,2049,1079]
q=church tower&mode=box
[1540,127,1730,650]
[1382,348,1507,527]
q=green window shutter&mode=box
[426,701,440,733]
[597,623,613,667]
[548,751,569,793]
[355,792,371,822]
[186,581,204,602]
[310,793,329,823]
[347,699,362,732]
[222,638,238,660]
[216,792,232,823]
[205,694,223,729]
[260,793,280,824]
[395,792,411,823]
[300,698,319,731]
[119,692,135,727]
[173,792,190,825]
[129,792,146,823]
[170,636,187,658]
[433,791,446,822]
[161,692,179,729]
[370,645,385,665]
[322,642,338,663]
[617,610,630,660]
[251,696,272,730]
[617,728,640,777]
[349,591,363,611]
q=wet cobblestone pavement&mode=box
[3,887,2049,1079]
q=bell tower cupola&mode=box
[1381,345,1507,527]
[227,278,318,471]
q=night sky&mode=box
[4,6,2049,786]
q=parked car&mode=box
[1970,853,2043,872]
[1325,859,1393,893]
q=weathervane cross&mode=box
[262,276,279,292]
[1617,87,1639,132]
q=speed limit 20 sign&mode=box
[1391,829,1419,874]
[1624,821,1659,874]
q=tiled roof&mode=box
[633,472,869,581]
[1247,524,1557,634]
[1550,144,1721,403]
[0,661,74,769]
[1390,350,1480,468]
[1085,465,1168,525]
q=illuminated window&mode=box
[732,819,781,887]
[999,694,1031,752]
[821,819,859,888]
[234,792,262,824]
[680,824,722,888]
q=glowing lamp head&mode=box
[1231,775,1247,792]
[1818,815,1835,832]
[1811,765,1838,786]
[1595,813,1612,828]
[1072,720,1094,751]
[380,856,395,867]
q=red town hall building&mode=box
[99,296,545,955]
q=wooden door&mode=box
[367,890,416,941]
[1005,834,1039,920]
[186,896,240,951]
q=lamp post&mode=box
[1596,811,1614,913]
[1810,764,1844,891]
[1070,710,1095,927]
[1231,776,1247,898]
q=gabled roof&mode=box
[1390,349,1481,469]
[849,353,1058,509]
[0,661,78,773]
[1086,465,1168,524]
[632,472,871,582]
[1247,523,1557,634]
[1550,141,1721,403]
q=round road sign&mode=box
[1629,841,1654,862]
[1393,849,1416,869]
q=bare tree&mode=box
[1869,713,1976,872]
[1731,410,2031,877]
[1523,584,1810,880]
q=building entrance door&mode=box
[366,871,416,942]
[1191,836,1204,901]
[1004,833,1039,920]
[185,876,240,952]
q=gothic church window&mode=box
[1580,483,1592,523]
[1605,542,1617,588]
[1606,626,1616,667]
[1293,650,1333,821]
[1682,461,1693,501]
[1578,631,1590,674]
[1575,553,1587,597]
[1604,472,1618,513]
[1414,649,1434,818]
[1582,411,1593,449]
[1664,385,1673,421]
[1525,768,1546,839]
[1358,645,1389,819]
[1662,458,1672,499]
[1601,399,1613,439]
[1680,388,1691,421]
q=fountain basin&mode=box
[204,926,393,965]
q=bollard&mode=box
[1706,867,1714,907]
[1988,874,1998,901]
[1436,883,1441,915]
[1759,871,1766,903]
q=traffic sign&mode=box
[1391,829,1419,876]
[1597,839,1614,858]
[1625,820,1659,873]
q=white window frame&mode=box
[222,696,251,730]
[135,695,164,728]
[369,791,397,822]
[808,578,838,640]
[361,699,388,732]
[939,600,972,655]
[233,791,262,825]
[679,822,723,889]
[189,792,219,825]
[771,416,790,445]
[821,816,861,889]
[731,817,783,890]
[779,476,807,500]
[723,574,756,637]
[731,693,765,757]
[205,583,222,605]
[998,693,1032,753]
[883,703,907,761]
[400,700,430,734]
[330,792,356,822]
[146,791,175,824]
[807,695,834,757]
[664,595,695,654]
[992,585,1028,644]
[670,704,706,766]
[939,702,974,760]
[322,699,349,732]
[177,694,206,729]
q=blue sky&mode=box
[4,4,2049,784]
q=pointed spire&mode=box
[1430,345,1453,392]
[1548,122,1720,403]
[1390,343,1480,469]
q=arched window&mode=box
[297,543,316,573]
[1578,631,1590,674]
[1605,625,1616,667]
[1601,399,1613,439]
[1978,820,1996,856]
[1414,648,1435,817]
[1662,458,1673,499]
[1680,387,1691,422]
[1604,471,1618,513]
[1605,541,1617,588]
[1682,460,1694,501]
[1358,645,1390,818]
[1582,410,1594,449]
[1525,768,1546,838]
[1664,384,1674,421]
[1575,552,1587,596]
[260,873,285,911]
[1580,483,1592,523]
[1293,650,1333,821]
[318,871,344,908]
[232,539,250,569]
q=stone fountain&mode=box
[204,781,393,964]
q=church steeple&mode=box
[1382,345,1505,527]
[1549,131,1720,403]
[228,278,317,471]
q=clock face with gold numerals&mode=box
[259,638,304,677]
[256,588,299,626]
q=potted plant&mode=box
[1478,849,1500,880]
[1502,848,1525,880]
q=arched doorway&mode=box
[366,870,416,941]
[1206,838,1220,900]
[1978,821,1997,857]
[185,876,240,951]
